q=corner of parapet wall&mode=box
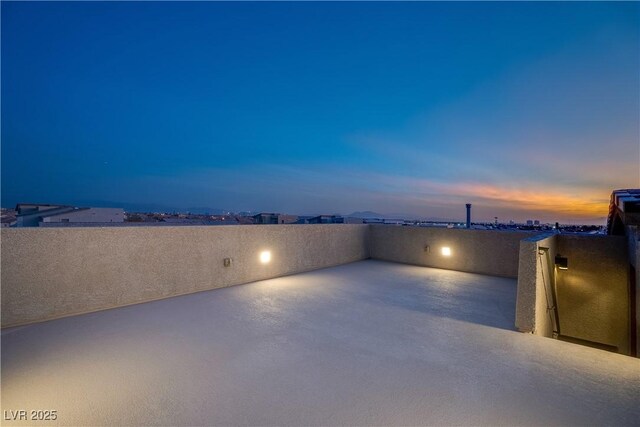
[515,239,537,333]
[515,232,558,337]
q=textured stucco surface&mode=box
[2,261,638,426]
[626,225,639,356]
[1,225,369,327]
[556,234,629,354]
[370,225,531,278]
[515,234,557,337]
[636,231,640,357]
[516,234,630,354]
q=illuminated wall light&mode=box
[259,250,272,264]
[441,247,452,257]
[555,255,568,270]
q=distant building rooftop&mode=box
[14,203,124,227]
[608,189,640,235]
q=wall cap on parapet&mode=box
[521,232,557,242]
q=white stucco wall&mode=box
[369,226,531,278]
[556,234,629,354]
[515,233,558,337]
[1,225,370,327]
[2,224,633,355]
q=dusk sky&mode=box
[2,2,639,223]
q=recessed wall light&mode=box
[259,251,271,264]
[555,255,568,270]
[441,247,452,257]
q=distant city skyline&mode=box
[2,2,639,225]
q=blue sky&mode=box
[2,2,638,223]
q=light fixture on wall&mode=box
[555,255,568,270]
[441,247,452,257]
[259,250,272,264]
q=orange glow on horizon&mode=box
[400,178,612,221]
[445,183,609,219]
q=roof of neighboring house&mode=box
[607,189,640,235]
[40,208,97,219]
[16,203,69,210]
[16,206,78,218]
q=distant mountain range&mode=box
[346,211,386,219]
[345,211,390,219]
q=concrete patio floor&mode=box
[2,260,639,426]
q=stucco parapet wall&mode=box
[1,224,370,328]
[515,232,630,355]
[631,226,640,356]
[369,225,537,278]
[555,234,629,354]
[515,233,558,336]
